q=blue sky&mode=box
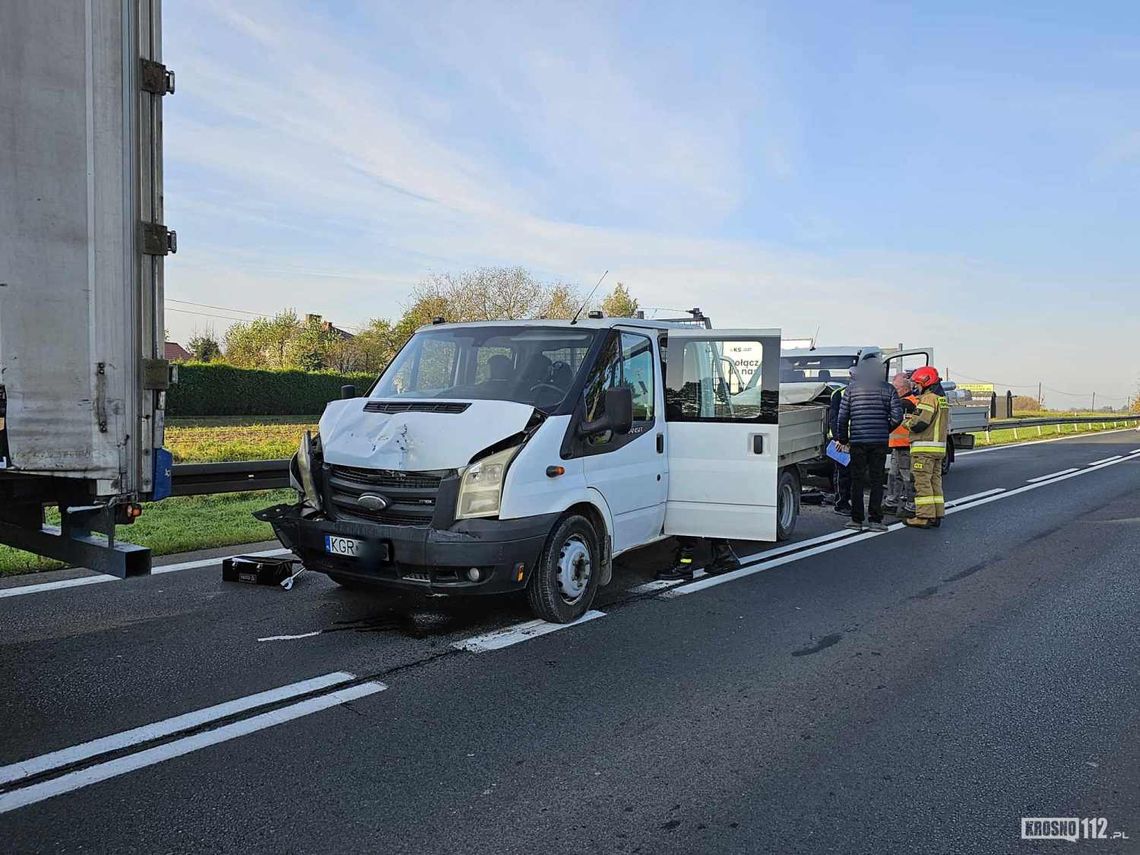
[163,0,1140,406]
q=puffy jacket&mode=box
[837,378,903,445]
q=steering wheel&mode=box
[528,361,570,398]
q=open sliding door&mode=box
[663,329,782,543]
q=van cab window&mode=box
[666,337,767,421]
[373,326,598,413]
[584,332,656,429]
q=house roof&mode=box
[165,342,192,361]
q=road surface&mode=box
[2,429,1138,853]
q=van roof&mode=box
[417,317,704,333]
[781,346,880,358]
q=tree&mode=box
[542,283,583,319]
[329,318,401,373]
[1130,384,1140,414]
[601,282,639,318]
[223,310,302,369]
[187,328,222,363]
[1011,395,1042,414]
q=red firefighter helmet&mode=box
[911,366,941,389]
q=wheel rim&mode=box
[556,534,592,604]
[779,482,795,529]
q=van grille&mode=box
[362,401,470,415]
[325,465,452,527]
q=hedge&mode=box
[167,363,376,417]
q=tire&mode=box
[776,467,801,542]
[526,514,600,624]
[942,439,955,476]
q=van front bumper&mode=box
[254,503,557,595]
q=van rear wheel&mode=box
[777,467,801,541]
[527,514,600,624]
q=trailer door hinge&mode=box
[140,59,176,95]
[141,222,177,255]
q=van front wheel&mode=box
[527,514,600,624]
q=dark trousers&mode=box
[833,459,851,505]
[849,443,888,523]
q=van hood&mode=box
[318,399,538,472]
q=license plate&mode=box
[325,535,363,558]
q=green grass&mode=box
[165,419,316,463]
[0,490,295,578]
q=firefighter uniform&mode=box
[907,388,949,521]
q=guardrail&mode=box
[169,414,1140,496]
[986,414,1140,429]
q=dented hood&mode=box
[318,399,537,472]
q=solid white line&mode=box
[0,548,292,599]
[626,528,861,595]
[0,671,354,787]
[1132,448,1140,455]
[1026,468,1079,483]
[454,611,605,653]
[1087,455,1123,466]
[663,453,1137,598]
[257,631,323,643]
[958,426,1139,457]
[945,488,1006,505]
[0,681,385,815]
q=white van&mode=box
[259,319,826,622]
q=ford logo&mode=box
[358,493,390,511]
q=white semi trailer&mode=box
[0,0,174,576]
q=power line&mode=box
[166,298,267,317]
[165,307,256,323]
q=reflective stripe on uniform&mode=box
[915,403,935,413]
[915,495,945,506]
[912,441,946,452]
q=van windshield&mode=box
[371,326,600,412]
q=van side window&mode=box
[665,338,766,421]
[583,332,656,433]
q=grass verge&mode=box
[165,419,316,463]
[0,490,294,578]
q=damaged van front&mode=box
[257,321,632,623]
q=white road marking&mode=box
[0,681,385,815]
[257,631,323,642]
[1132,448,1140,455]
[663,454,1136,598]
[0,671,354,787]
[958,426,1139,457]
[1026,468,1079,483]
[0,548,292,599]
[627,528,860,595]
[454,611,605,653]
[1087,455,1123,466]
[945,488,1006,505]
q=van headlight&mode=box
[293,430,323,510]
[456,445,520,520]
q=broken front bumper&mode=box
[254,503,557,595]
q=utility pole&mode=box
[1092,392,1096,412]
[1038,381,1043,410]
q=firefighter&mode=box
[904,366,949,529]
[657,537,741,580]
[884,373,918,518]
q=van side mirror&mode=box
[580,386,634,437]
[341,384,357,399]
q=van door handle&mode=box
[656,433,664,454]
[752,435,764,454]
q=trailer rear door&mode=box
[663,330,782,542]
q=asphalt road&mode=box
[2,428,1138,853]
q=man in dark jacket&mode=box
[836,353,903,531]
